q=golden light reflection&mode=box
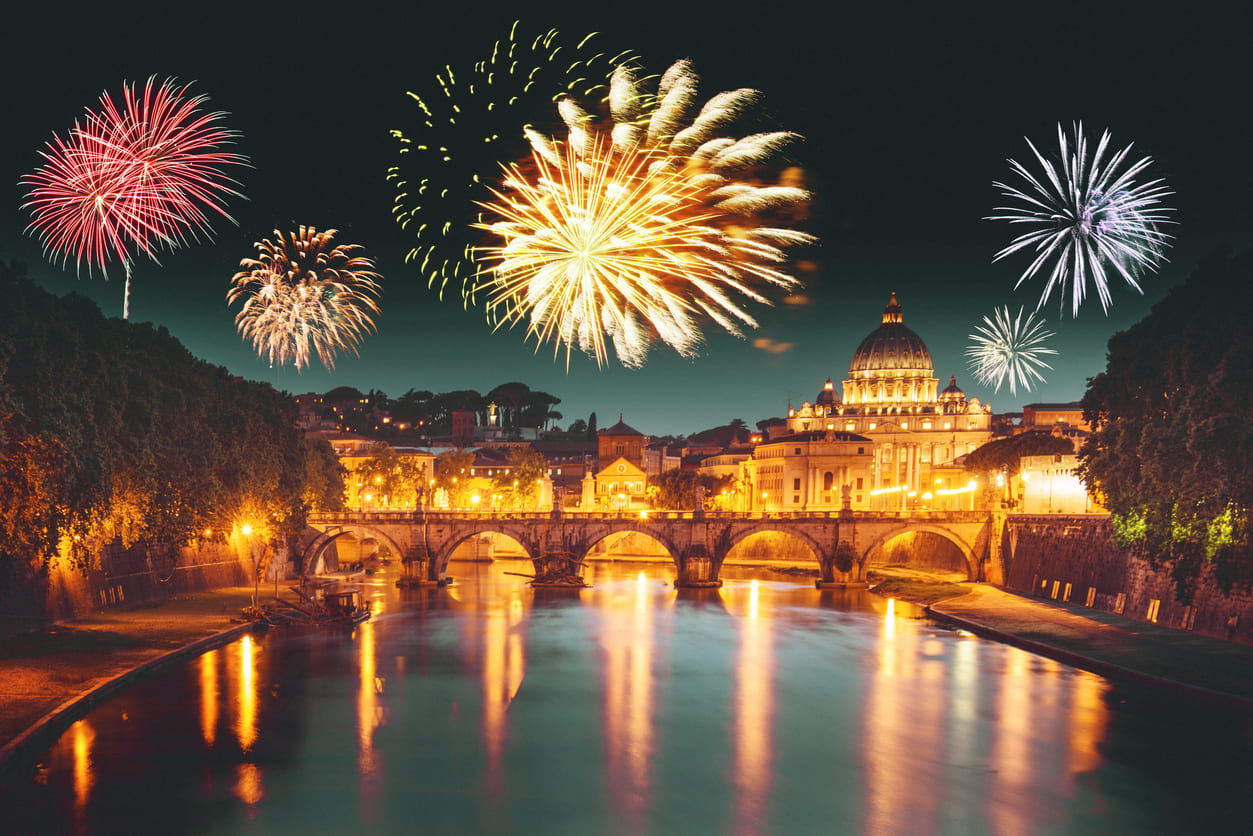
[71,719,94,819]
[597,567,663,823]
[235,634,258,753]
[200,649,219,748]
[234,762,264,817]
[481,585,527,795]
[730,580,775,836]
[989,647,1035,836]
[1066,673,1109,781]
[358,617,381,777]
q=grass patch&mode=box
[867,572,968,605]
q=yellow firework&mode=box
[228,226,382,372]
[476,61,813,367]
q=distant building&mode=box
[1015,454,1104,515]
[597,416,646,470]
[747,292,993,511]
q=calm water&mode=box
[3,558,1252,835]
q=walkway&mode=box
[0,586,258,774]
[928,585,1253,705]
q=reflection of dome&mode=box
[848,291,933,375]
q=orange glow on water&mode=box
[200,649,219,748]
[72,719,94,819]
[234,634,257,752]
[234,762,264,817]
[730,580,775,836]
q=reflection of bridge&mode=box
[304,509,1003,589]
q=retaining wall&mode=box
[0,539,255,639]
[1005,516,1253,645]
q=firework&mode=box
[227,227,382,372]
[22,77,246,318]
[475,60,813,367]
[966,306,1058,395]
[988,122,1173,317]
[389,22,634,306]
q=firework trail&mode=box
[227,227,382,372]
[966,305,1058,395]
[389,22,634,307]
[475,60,814,367]
[988,122,1173,317]
[22,77,246,318]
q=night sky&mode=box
[4,2,1250,436]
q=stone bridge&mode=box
[303,508,1002,589]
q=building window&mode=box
[856,477,864,489]
[823,472,834,491]
[793,477,801,491]
[794,448,802,455]
[857,447,864,455]
[793,495,801,504]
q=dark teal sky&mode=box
[5,2,1250,436]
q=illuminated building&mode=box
[747,292,993,511]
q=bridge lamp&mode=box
[471,494,480,506]
[241,524,252,536]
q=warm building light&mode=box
[241,524,252,535]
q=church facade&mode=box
[741,292,993,512]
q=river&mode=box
[2,557,1251,834]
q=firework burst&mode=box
[966,306,1058,395]
[988,122,1173,317]
[227,227,382,372]
[22,77,246,318]
[475,60,813,367]
[388,22,634,306]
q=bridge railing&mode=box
[309,508,993,525]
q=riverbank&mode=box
[0,586,259,775]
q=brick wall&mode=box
[1005,516,1253,645]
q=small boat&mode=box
[320,587,372,625]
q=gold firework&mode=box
[476,61,813,367]
[227,226,381,372]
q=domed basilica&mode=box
[741,292,992,512]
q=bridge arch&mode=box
[433,526,539,573]
[574,522,682,566]
[303,525,407,577]
[859,524,979,581]
[719,525,826,568]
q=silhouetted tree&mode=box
[1080,249,1253,598]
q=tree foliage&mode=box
[963,432,1075,477]
[647,469,733,510]
[0,261,340,581]
[490,445,548,507]
[353,442,426,508]
[1079,250,1253,598]
[433,448,476,508]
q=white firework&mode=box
[966,306,1058,395]
[988,122,1173,317]
[476,59,814,367]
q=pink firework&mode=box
[22,77,247,318]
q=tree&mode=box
[1079,249,1253,598]
[567,418,587,437]
[491,446,548,508]
[587,412,598,441]
[647,469,733,510]
[302,437,345,511]
[434,448,476,508]
[963,432,1075,477]
[354,442,426,508]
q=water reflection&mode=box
[71,718,93,828]
[595,569,668,827]
[199,648,219,748]
[5,560,1251,835]
[724,579,775,836]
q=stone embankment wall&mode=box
[0,539,256,639]
[1005,515,1253,646]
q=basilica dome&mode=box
[848,292,933,375]
[843,292,939,407]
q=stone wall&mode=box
[0,539,256,639]
[1005,515,1253,645]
